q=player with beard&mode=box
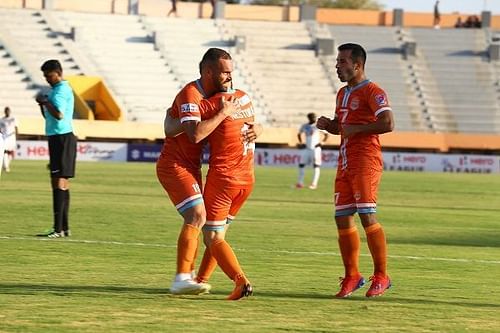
[156,48,240,295]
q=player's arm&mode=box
[317,116,340,135]
[36,94,63,120]
[321,131,328,143]
[297,131,303,144]
[183,96,238,144]
[342,111,394,139]
[296,129,306,149]
[163,108,183,137]
[242,122,263,143]
[315,131,328,148]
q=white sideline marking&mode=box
[1,236,500,265]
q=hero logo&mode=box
[181,103,199,113]
[470,158,494,165]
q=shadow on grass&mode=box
[0,283,329,301]
[0,283,168,296]
[1,284,500,308]
[0,283,247,300]
[389,234,500,248]
[257,290,500,309]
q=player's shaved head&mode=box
[338,43,366,68]
[199,48,232,74]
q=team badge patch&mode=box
[350,97,359,110]
[375,94,387,106]
[180,103,199,113]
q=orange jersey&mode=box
[200,89,255,188]
[158,80,207,170]
[335,80,391,171]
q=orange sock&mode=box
[364,223,387,276]
[196,247,218,283]
[337,226,361,277]
[190,238,200,273]
[209,239,243,281]
[176,224,200,274]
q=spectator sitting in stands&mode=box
[454,17,463,28]
[463,15,481,28]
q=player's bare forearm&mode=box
[164,108,183,137]
[39,105,46,118]
[184,97,239,143]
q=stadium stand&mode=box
[1,4,499,142]
[0,8,83,117]
[140,16,269,125]
[217,19,336,128]
[409,28,500,133]
[50,10,180,123]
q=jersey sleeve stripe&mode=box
[180,116,201,123]
[375,107,392,117]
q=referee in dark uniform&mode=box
[36,60,77,238]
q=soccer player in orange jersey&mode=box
[195,89,261,300]
[156,48,240,295]
[317,43,394,298]
[164,88,261,300]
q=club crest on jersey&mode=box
[350,97,359,110]
[181,103,199,113]
[375,94,387,106]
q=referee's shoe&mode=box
[37,230,70,238]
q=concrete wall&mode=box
[2,1,498,27]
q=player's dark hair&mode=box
[199,48,232,74]
[41,59,63,73]
[338,43,366,67]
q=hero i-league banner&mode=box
[14,141,500,173]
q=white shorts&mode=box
[300,147,322,166]
[3,134,16,151]
[0,136,4,175]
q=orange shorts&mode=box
[334,168,382,217]
[156,161,203,214]
[203,178,253,231]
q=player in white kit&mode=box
[296,112,328,190]
[0,107,18,173]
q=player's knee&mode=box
[183,206,206,228]
[359,213,377,227]
[335,215,355,228]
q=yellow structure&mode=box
[66,75,122,121]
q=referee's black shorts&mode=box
[48,132,77,178]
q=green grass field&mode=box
[1,160,499,333]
